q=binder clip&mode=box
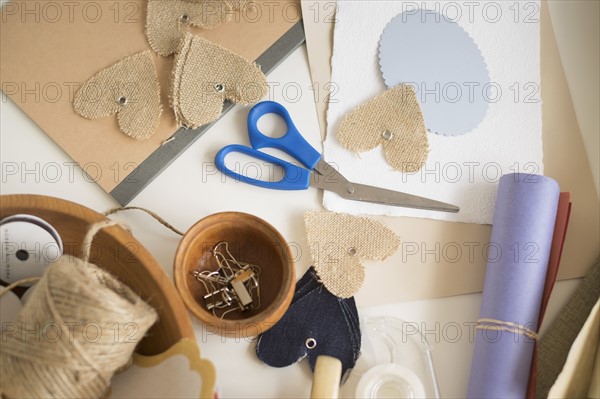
[192,241,261,319]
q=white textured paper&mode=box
[324,1,542,224]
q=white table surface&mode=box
[0,45,581,398]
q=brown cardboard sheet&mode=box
[0,0,300,194]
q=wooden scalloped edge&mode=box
[114,339,217,399]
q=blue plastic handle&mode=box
[247,101,322,170]
[214,145,311,190]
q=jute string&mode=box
[476,318,539,340]
[0,277,43,298]
[0,219,158,399]
[104,206,185,236]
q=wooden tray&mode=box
[0,194,193,355]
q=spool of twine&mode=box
[0,220,158,399]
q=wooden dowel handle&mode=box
[311,356,342,399]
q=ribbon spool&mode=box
[0,214,63,286]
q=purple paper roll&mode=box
[467,173,560,398]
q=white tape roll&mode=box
[0,214,63,286]
[355,364,426,399]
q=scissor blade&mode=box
[310,173,460,213]
[348,182,460,212]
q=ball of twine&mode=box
[0,220,158,399]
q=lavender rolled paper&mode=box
[467,173,560,398]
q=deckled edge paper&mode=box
[323,1,543,224]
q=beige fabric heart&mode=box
[146,0,249,57]
[73,51,162,140]
[171,33,267,129]
[304,211,400,298]
[336,84,429,173]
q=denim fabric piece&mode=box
[294,270,361,357]
[256,268,361,376]
[291,266,322,303]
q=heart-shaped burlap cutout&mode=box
[146,0,248,57]
[73,51,162,140]
[336,84,429,173]
[171,33,267,129]
[304,211,400,298]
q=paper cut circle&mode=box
[379,9,490,136]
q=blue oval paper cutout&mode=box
[379,10,490,136]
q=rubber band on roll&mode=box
[476,318,539,340]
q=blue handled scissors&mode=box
[215,101,459,213]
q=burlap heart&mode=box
[73,51,162,140]
[146,0,248,57]
[171,33,267,129]
[336,84,429,173]
[304,211,400,298]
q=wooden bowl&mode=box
[174,212,295,337]
[0,194,194,356]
